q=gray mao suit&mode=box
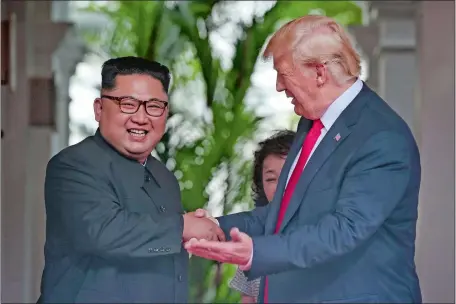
[218,83,422,303]
[39,130,188,303]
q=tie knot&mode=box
[311,119,324,132]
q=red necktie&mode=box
[263,119,324,303]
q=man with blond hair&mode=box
[186,15,422,303]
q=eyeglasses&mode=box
[101,95,168,117]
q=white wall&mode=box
[415,2,455,303]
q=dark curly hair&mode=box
[252,130,296,207]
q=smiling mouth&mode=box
[128,129,148,137]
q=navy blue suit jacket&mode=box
[218,83,422,303]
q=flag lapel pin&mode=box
[334,133,341,141]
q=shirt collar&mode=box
[320,78,363,130]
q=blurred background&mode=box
[1,0,454,303]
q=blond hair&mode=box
[264,15,361,84]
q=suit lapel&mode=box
[278,119,351,231]
[274,83,371,232]
[265,119,311,234]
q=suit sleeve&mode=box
[246,131,419,279]
[217,204,271,239]
[45,154,184,260]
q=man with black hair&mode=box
[39,56,224,303]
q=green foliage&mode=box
[79,1,362,302]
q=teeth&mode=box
[131,133,145,137]
[129,129,146,137]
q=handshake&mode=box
[182,209,253,268]
[182,209,225,242]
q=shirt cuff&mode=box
[239,247,253,271]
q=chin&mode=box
[293,105,315,119]
[128,145,151,155]
[294,106,307,118]
[125,149,151,161]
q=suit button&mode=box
[165,248,170,252]
[178,274,183,282]
[145,175,151,182]
[159,206,166,213]
[159,247,165,252]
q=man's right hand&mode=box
[183,213,225,242]
[194,208,218,224]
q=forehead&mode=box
[263,154,286,171]
[273,54,293,72]
[111,74,168,100]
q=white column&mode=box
[23,1,85,300]
[369,1,419,135]
[348,24,380,89]
[414,2,455,303]
[52,27,86,155]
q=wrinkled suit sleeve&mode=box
[217,204,271,240]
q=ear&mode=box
[94,98,102,122]
[315,63,328,87]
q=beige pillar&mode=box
[414,1,455,303]
[1,1,30,302]
[1,1,77,302]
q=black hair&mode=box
[252,130,296,207]
[101,56,171,93]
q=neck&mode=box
[332,78,357,98]
[314,78,357,119]
[328,78,357,102]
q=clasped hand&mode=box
[182,211,225,242]
[183,209,253,268]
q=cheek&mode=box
[294,83,317,104]
[152,117,167,130]
[100,105,128,125]
[263,182,278,202]
[285,78,304,96]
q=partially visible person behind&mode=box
[229,130,295,303]
[39,56,224,304]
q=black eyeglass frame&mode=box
[101,95,169,117]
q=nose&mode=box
[276,77,285,92]
[130,105,148,124]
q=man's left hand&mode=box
[184,227,253,268]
